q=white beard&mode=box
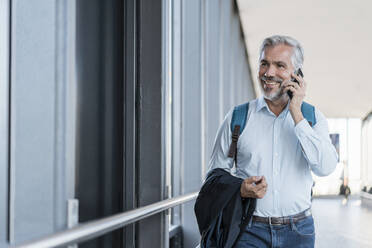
[261,84,283,101]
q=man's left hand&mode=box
[282,73,307,124]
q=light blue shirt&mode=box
[207,96,338,217]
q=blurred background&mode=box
[0,0,371,247]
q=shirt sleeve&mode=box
[205,108,235,178]
[294,108,339,176]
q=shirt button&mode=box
[275,153,278,156]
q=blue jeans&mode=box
[234,215,315,248]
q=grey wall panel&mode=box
[0,0,10,245]
[205,0,221,173]
[238,40,245,103]
[182,201,199,248]
[171,0,183,227]
[9,0,76,244]
[235,40,242,103]
[233,16,240,103]
[181,0,203,247]
[181,0,202,195]
[229,13,238,107]
[11,0,56,242]
[221,0,233,115]
[243,58,248,92]
[220,0,231,117]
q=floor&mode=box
[312,195,372,248]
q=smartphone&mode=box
[288,68,304,99]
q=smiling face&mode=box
[258,44,296,101]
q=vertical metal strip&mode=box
[54,0,65,232]
[170,0,182,227]
[55,0,77,232]
[65,0,77,203]
[7,0,13,243]
[161,0,172,246]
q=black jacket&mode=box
[194,169,256,248]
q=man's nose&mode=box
[264,65,276,77]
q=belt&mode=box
[252,209,312,226]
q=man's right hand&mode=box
[240,176,267,199]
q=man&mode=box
[206,35,338,247]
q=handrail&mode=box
[14,192,198,248]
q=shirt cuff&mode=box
[294,118,313,138]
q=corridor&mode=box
[313,196,372,248]
[2,0,372,247]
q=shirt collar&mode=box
[256,96,268,112]
[256,96,291,118]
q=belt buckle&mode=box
[269,217,283,226]
[268,217,278,226]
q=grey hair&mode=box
[259,35,304,70]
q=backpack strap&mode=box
[301,101,316,127]
[227,101,316,159]
[228,103,249,158]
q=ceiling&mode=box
[237,0,372,118]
